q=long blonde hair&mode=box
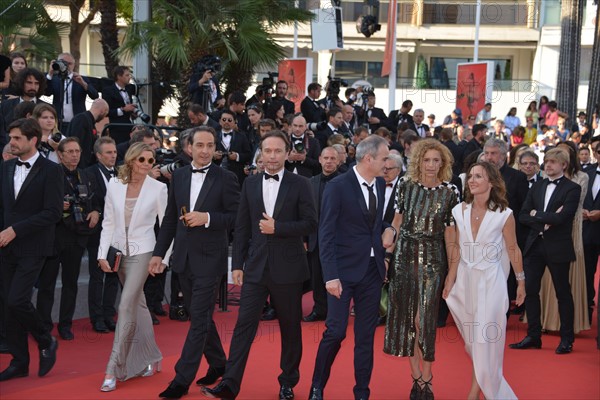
[406,138,453,183]
[118,142,154,184]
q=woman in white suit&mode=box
[97,142,171,391]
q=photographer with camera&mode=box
[189,56,221,113]
[301,82,327,124]
[286,114,321,178]
[36,137,102,341]
[46,53,99,133]
[103,66,139,145]
[67,99,109,168]
[214,109,252,184]
[274,80,295,115]
[360,91,388,132]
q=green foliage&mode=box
[416,55,430,89]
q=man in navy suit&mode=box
[202,130,317,400]
[0,118,63,381]
[45,52,99,132]
[84,137,119,333]
[582,141,600,325]
[309,135,393,400]
[510,148,580,354]
[151,126,240,399]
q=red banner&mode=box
[278,59,308,113]
[456,63,489,119]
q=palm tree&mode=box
[555,0,584,122]
[0,0,63,62]
[119,0,313,123]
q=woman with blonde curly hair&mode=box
[97,142,171,392]
[383,138,460,400]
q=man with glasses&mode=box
[46,52,99,132]
[214,109,252,184]
[518,150,541,188]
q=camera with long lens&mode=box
[64,184,92,225]
[155,148,183,175]
[50,132,62,143]
[307,121,327,131]
[258,72,279,97]
[293,142,305,153]
[193,55,222,75]
[52,59,70,78]
[133,110,151,123]
[327,76,348,99]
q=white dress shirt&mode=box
[353,166,377,256]
[592,169,600,201]
[544,175,563,211]
[262,169,284,217]
[115,83,130,117]
[14,152,40,199]
[190,162,211,227]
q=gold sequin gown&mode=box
[384,178,459,361]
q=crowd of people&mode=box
[1,52,599,400]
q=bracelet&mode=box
[515,271,525,281]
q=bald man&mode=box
[67,98,109,168]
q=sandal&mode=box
[421,375,434,400]
[409,375,423,400]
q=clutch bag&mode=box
[107,246,123,272]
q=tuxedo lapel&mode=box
[15,159,41,203]
[349,172,371,226]
[194,165,215,210]
[272,172,291,220]
[6,162,16,204]
[181,167,192,209]
[545,179,567,211]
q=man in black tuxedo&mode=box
[309,135,392,400]
[188,104,220,130]
[304,147,340,322]
[214,109,252,185]
[85,137,119,333]
[36,137,102,341]
[0,68,49,146]
[382,154,402,224]
[339,104,356,137]
[387,99,413,132]
[517,150,542,189]
[67,98,109,168]
[361,93,388,133]
[578,146,593,172]
[0,118,63,381]
[411,108,430,138]
[274,80,296,115]
[202,130,317,400]
[315,108,343,150]
[45,52,99,132]
[582,141,600,325]
[228,91,251,133]
[300,83,326,124]
[286,114,321,177]
[462,124,487,160]
[103,66,136,144]
[510,148,580,354]
[440,127,463,176]
[152,126,240,399]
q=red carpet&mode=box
[1,287,599,399]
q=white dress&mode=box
[446,203,517,400]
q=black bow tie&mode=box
[119,88,127,92]
[264,173,280,181]
[548,178,561,185]
[222,132,232,137]
[107,169,115,177]
[386,183,394,188]
[192,165,210,173]
[333,129,339,133]
[528,178,535,183]
[16,160,31,169]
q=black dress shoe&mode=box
[93,320,109,333]
[58,328,74,341]
[308,387,323,400]
[159,381,189,399]
[279,385,294,399]
[555,341,573,354]
[196,366,225,385]
[151,312,160,325]
[509,336,542,350]
[170,304,190,321]
[39,336,58,377]
[201,381,236,399]
[104,318,117,331]
[0,365,29,381]
[0,339,9,354]
[154,305,168,316]
[261,307,277,321]
[303,311,326,322]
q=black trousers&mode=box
[309,247,328,317]
[524,237,575,343]
[312,258,382,400]
[144,270,166,312]
[37,226,87,331]
[87,230,118,323]
[172,261,226,387]
[1,250,52,368]
[583,241,600,319]
[222,271,303,395]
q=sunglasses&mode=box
[221,118,234,122]
[137,156,155,164]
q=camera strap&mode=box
[63,77,72,104]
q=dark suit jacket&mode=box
[462,138,483,161]
[583,167,600,245]
[1,98,51,145]
[67,111,97,168]
[387,110,413,131]
[383,180,399,224]
[286,135,321,177]
[308,172,339,252]
[319,170,388,283]
[275,97,296,115]
[443,139,464,176]
[154,164,240,274]
[300,96,326,123]
[500,163,529,245]
[361,107,388,132]
[315,125,338,150]
[45,74,99,120]
[519,177,581,263]
[215,130,252,184]
[102,83,134,144]
[0,156,64,257]
[232,171,317,284]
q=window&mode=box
[422,1,528,26]
[429,57,511,89]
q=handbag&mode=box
[106,246,123,272]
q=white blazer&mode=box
[98,176,171,264]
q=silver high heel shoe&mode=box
[100,376,116,392]
[139,360,162,377]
